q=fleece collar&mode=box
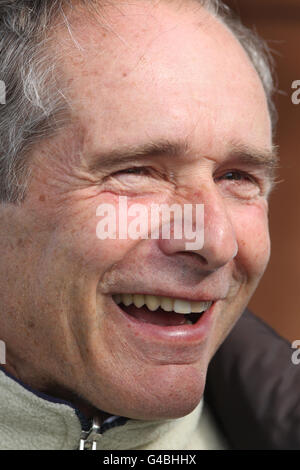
[0,367,226,450]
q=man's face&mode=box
[1,1,274,419]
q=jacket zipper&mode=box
[79,416,101,450]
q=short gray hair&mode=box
[0,0,277,203]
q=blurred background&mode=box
[224,0,300,341]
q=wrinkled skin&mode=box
[0,1,274,420]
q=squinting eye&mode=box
[112,167,151,177]
[215,169,263,200]
[221,171,254,182]
[216,171,261,189]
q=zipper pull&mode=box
[79,416,101,450]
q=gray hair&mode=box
[0,0,277,203]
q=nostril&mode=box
[178,251,208,265]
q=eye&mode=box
[219,171,255,183]
[112,167,152,177]
[103,165,171,196]
[215,169,263,199]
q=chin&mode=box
[139,396,204,421]
[89,364,208,421]
[125,388,205,422]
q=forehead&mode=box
[57,0,272,156]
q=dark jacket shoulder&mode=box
[205,310,300,450]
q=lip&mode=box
[108,296,218,363]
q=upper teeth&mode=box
[112,294,212,314]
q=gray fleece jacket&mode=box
[0,367,228,450]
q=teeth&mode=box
[174,299,191,314]
[122,294,133,306]
[145,294,160,311]
[113,294,212,315]
[133,294,145,308]
[160,297,173,312]
[114,294,122,305]
[191,301,211,313]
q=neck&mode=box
[1,362,114,424]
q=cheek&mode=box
[66,191,163,272]
[232,201,270,279]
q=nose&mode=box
[158,186,238,271]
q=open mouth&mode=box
[112,294,213,327]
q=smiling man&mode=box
[0,0,280,450]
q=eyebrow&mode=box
[227,142,280,180]
[88,140,190,172]
[88,139,279,180]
